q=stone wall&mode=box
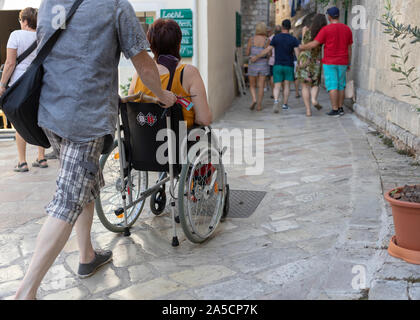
[349,0,420,157]
[241,0,270,54]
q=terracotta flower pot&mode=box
[385,187,420,264]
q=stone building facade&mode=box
[349,0,420,158]
[313,0,420,158]
[241,0,271,53]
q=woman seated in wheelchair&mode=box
[129,19,212,129]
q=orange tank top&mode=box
[133,64,195,128]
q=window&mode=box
[136,11,156,35]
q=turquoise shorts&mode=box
[273,65,295,83]
[323,64,347,92]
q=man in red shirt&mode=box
[299,7,353,117]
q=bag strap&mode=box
[16,41,37,65]
[157,55,179,118]
[32,0,84,66]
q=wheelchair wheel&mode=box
[150,185,167,216]
[95,140,148,233]
[178,143,226,243]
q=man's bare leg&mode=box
[75,201,96,264]
[338,89,345,109]
[14,217,73,300]
[283,81,290,106]
[273,82,282,101]
[328,89,339,111]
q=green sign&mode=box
[145,16,154,25]
[181,28,193,37]
[177,20,193,28]
[180,46,194,57]
[161,9,193,20]
[181,37,193,45]
[161,9,193,58]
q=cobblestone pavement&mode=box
[0,88,419,300]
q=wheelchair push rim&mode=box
[178,144,225,243]
[95,141,148,233]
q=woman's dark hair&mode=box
[310,14,328,40]
[147,19,182,61]
[20,7,37,30]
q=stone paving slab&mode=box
[0,89,419,300]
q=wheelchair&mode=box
[95,56,229,247]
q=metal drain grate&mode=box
[227,190,267,219]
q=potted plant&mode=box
[385,186,420,264]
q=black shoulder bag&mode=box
[0,0,84,148]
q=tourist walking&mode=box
[251,19,300,113]
[246,22,271,112]
[296,14,328,117]
[14,0,176,300]
[0,8,48,172]
[299,7,353,117]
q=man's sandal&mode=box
[32,159,48,168]
[14,162,29,172]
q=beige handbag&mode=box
[345,74,356,102]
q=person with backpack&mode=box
[0,8,48,172]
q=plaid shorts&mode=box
[43,129,105,225]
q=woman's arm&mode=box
[183,65,212,126]
[265,37,272,58]
[128,73,138,96]
[0,48,17,93]
[246,37,252,57]
[302,26,309,39]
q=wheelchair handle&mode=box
[120,91,164,105]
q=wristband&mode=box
[0,82,7,88]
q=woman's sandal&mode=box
[14,162,29,173]
[250,102,257,110]
[32,159,48,169]
[313,103,323,111]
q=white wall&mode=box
[1,0,41,10]
[206,0,241,120]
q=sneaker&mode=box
[282,104,289,110]
[273,101,280,113]
[77,249,113,279]
[338,107,345,115]
[327,109,340,117]
[44,151,58,160]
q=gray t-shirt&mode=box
[37,0,149,142]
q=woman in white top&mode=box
[0,8,48,172]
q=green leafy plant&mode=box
[119,77,132,97]
[380,0,420,106]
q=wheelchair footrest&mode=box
[114,208,124,218]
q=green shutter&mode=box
[236,12,242,48]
